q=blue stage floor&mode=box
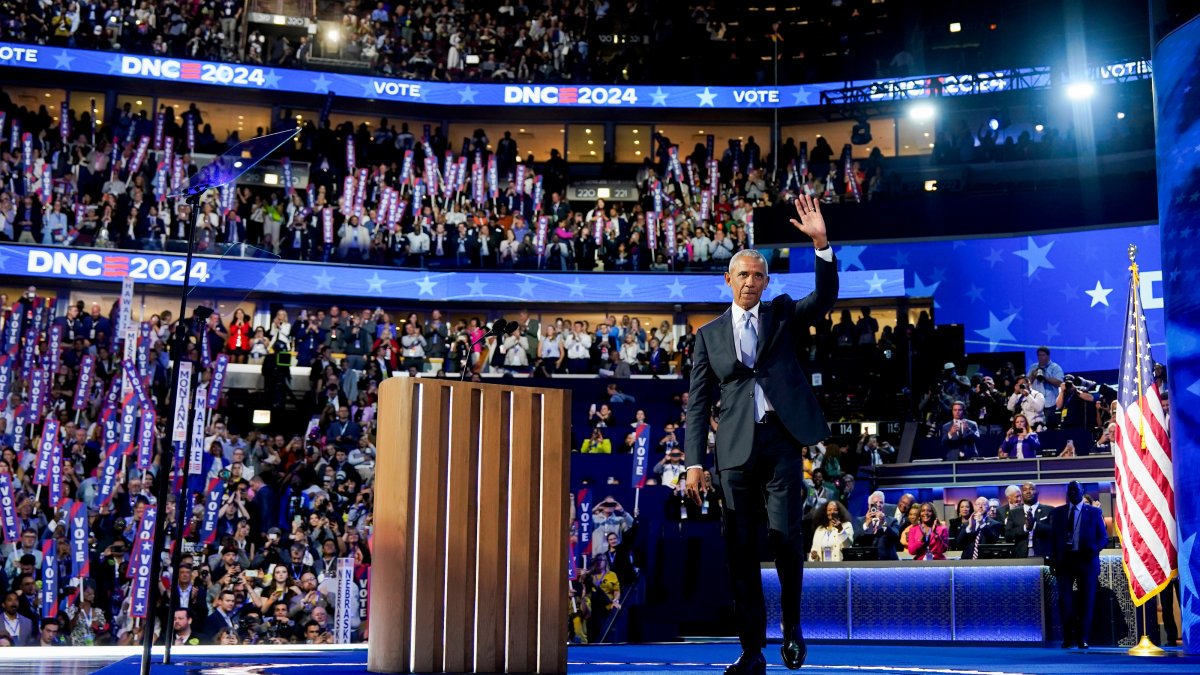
[87,642,1200,675]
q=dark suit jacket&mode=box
[955,516,1003,551]
[1004,503,1054,558]
[854,515,901,561]
[1050,502,1108,576]
[685,254,839,471]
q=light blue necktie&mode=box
[741,313,757,367]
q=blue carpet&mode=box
[92,643,1200,675]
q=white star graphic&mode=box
[516,278,537,298]
[696,87,717,107]
[667,279,687,299]
[715,281,732,298]
[965,284,984,303]
[458,85,478,104]
[1082,339,1100,355]
[791,88,813,106]
[262,70,282,89]
[649,87,668,107]
[365,272,386,294]
[260,268,282,288]
[313,270,334,291]
[974,312,1017,352]
[907,273,941,298]
[984,248,1005,268]
[415,275,437,296]
[207,264,229,284]
[866,272,886,294]
[54,51,75,69]
[107,56,122,74]
[312,74,332,93]
[1085,280,1113,307]
[1012,236,1056,277]
[568,277,587,298]
[617,278,637,298]
[467,276,487,296]
[1041,322,1060,341]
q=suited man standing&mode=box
[1050,480,1108,649]
[942,401,980,460]
[685,195,838,674]
[854,491,900,561]
[956,496,1002,559]
[1005,482,1053,558]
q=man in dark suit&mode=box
[1050,480,1108,649]
[1005,482,1053,558]
[941,401,980,460]
[854,491,900,561]
[685,195,837,674]
[956,496,1003,558]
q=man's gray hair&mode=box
[1005,484,1021,497]
[869,490,885,503]
[728,248,769,275]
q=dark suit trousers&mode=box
[1056,551,1098,643]
[718,412,805,651]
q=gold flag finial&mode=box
[1128,244,1138,262]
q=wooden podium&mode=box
[367,378,570,674]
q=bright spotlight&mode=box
[1116,111,1126,119]
[325,28,341,44]
[1065,82,1095,100]
[949,22,962,33]
[909,103,936,121]
[1034,124,1044,132]
[988,118,1000,131]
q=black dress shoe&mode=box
[781,626,808,670]
[724,650,766,675]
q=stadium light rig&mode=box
[909,103,936,121]
[1065,82,1095,100]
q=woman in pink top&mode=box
[907,502,950,560]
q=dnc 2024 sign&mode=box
[25,249,211,283]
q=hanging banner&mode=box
[69,500,89,578]
[189,383,207,474]
[34,419,57,485]
[631,423,652,488]
[335,557,354,643]
[0,473,18,543]
[576,488,593,557]
[171,360,193,442]
[128,504,158,618]
[535,216,549,259]
[95,442,123,509]
[281,156,294,196]
[206,353,228,409]
[41,540,58,619]
[48,432,63,508]
[200,477,225,545]
[137,406,156,471]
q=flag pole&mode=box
[1125,242,1167,658]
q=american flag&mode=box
[1112,258,1177,606]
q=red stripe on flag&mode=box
[1114,408,1170,590]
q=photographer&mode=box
[653,446,687,491]
[590,498,634,556]
[854,492,900,561]
[1027,347,1064,419]
[998,414,1041,459]
[1006,376,1046,430]
[969,376,1008,428]
[302,619,336,644]
[857,432,895,468]
[1055,375,1095,429]
[261,600,298,644]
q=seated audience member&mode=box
[956,496,1003,559]
[947,499,973,548]
[897,503,922,551]
[1006,482,1053,558]
[810,501,854,562]
[854,491,900,561]
[998,414,1041,458]
[906,502,950,561]
[580,428,612,454]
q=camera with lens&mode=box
[1034,368,1045,382]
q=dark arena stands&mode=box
[1,0,1199,673]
